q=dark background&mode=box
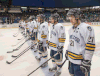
[12,0,100,7]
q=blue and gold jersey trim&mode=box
[59,38,66,43]
[85,43,95,51]
[49,42,57,48]
[67,51,83,60]
[41,35,47,39]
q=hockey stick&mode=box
[7,38,30,53]
[27,52,60,76]
[53,59,67,76]
[18,37,24,40]
[6,45,31,64]
[11,37,26,47]
[12,42,37,57]
[13,31,20,37]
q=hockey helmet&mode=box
[29,15,35,20]
[37,14,45,20]
[67,8,80,19]
[50,13,60,22]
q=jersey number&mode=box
[70,40,74,46]
[88,37,94,43]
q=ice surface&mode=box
[0,25,100,76]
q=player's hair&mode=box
[51,13,60,22]
[37,14,45,23]
[67,8,80,19]
[29,15,35,20]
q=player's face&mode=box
[21,19,23,21]
[50,17,54,24]
[37,17,40,22]
[68,15,77,25]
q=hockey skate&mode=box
[49,66,57,72]
[35,56,41,61]
[41,62,48,68]
[53,71,61,76]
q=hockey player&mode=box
[65,8,95,76]
[19,20,21,30]
[35,14,49,67]
[29,16,37,51]
[20,19,25,34]
[33,16,38,41]
[49,13,66,76]
[26,19,31,37]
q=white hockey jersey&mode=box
[37,22,40,42]
[26,22,31,31]
[23,21,26,29]
[19,20,21,26]
[49,23,66,51]
[33,20,37,32]
[67,23,95,65]
[29,21,34,34]
[37,22,49,47]
[20,21,24,27]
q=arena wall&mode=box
[0,22,100,29]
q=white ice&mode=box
[0,25,100,76]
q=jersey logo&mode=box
[60,26,63,30]
[87,26,92,31]
[88,37,94,43]
[70,35,80,43]
[51,31,56,36]
[42,25,45,28]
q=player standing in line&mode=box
[21,19,25,34]
[18,20,21,30]
[29,16,37,51]
[65,8,95,76]
[26,19,31,37]
[49,13,66,76]
[35,14,49,67]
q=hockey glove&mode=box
[37,41,43,49]
[57,46,63,54]
[80,60,91,74]
[32,32,35,37]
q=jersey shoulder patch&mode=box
[42,25,45,28]
[60,26,63,30]
[87,26,92,31]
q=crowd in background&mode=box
[0,8,100,24]
[81,8,100,22]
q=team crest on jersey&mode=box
[60,26,63,30]
[42,25,45,28]
[87,26,92,31]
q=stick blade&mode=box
[12,55,17,58]
[18,39,21,40]
[13,35,17,37]
[6,61,11,64]
[7,51,13,53]
[13,49,18,51]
